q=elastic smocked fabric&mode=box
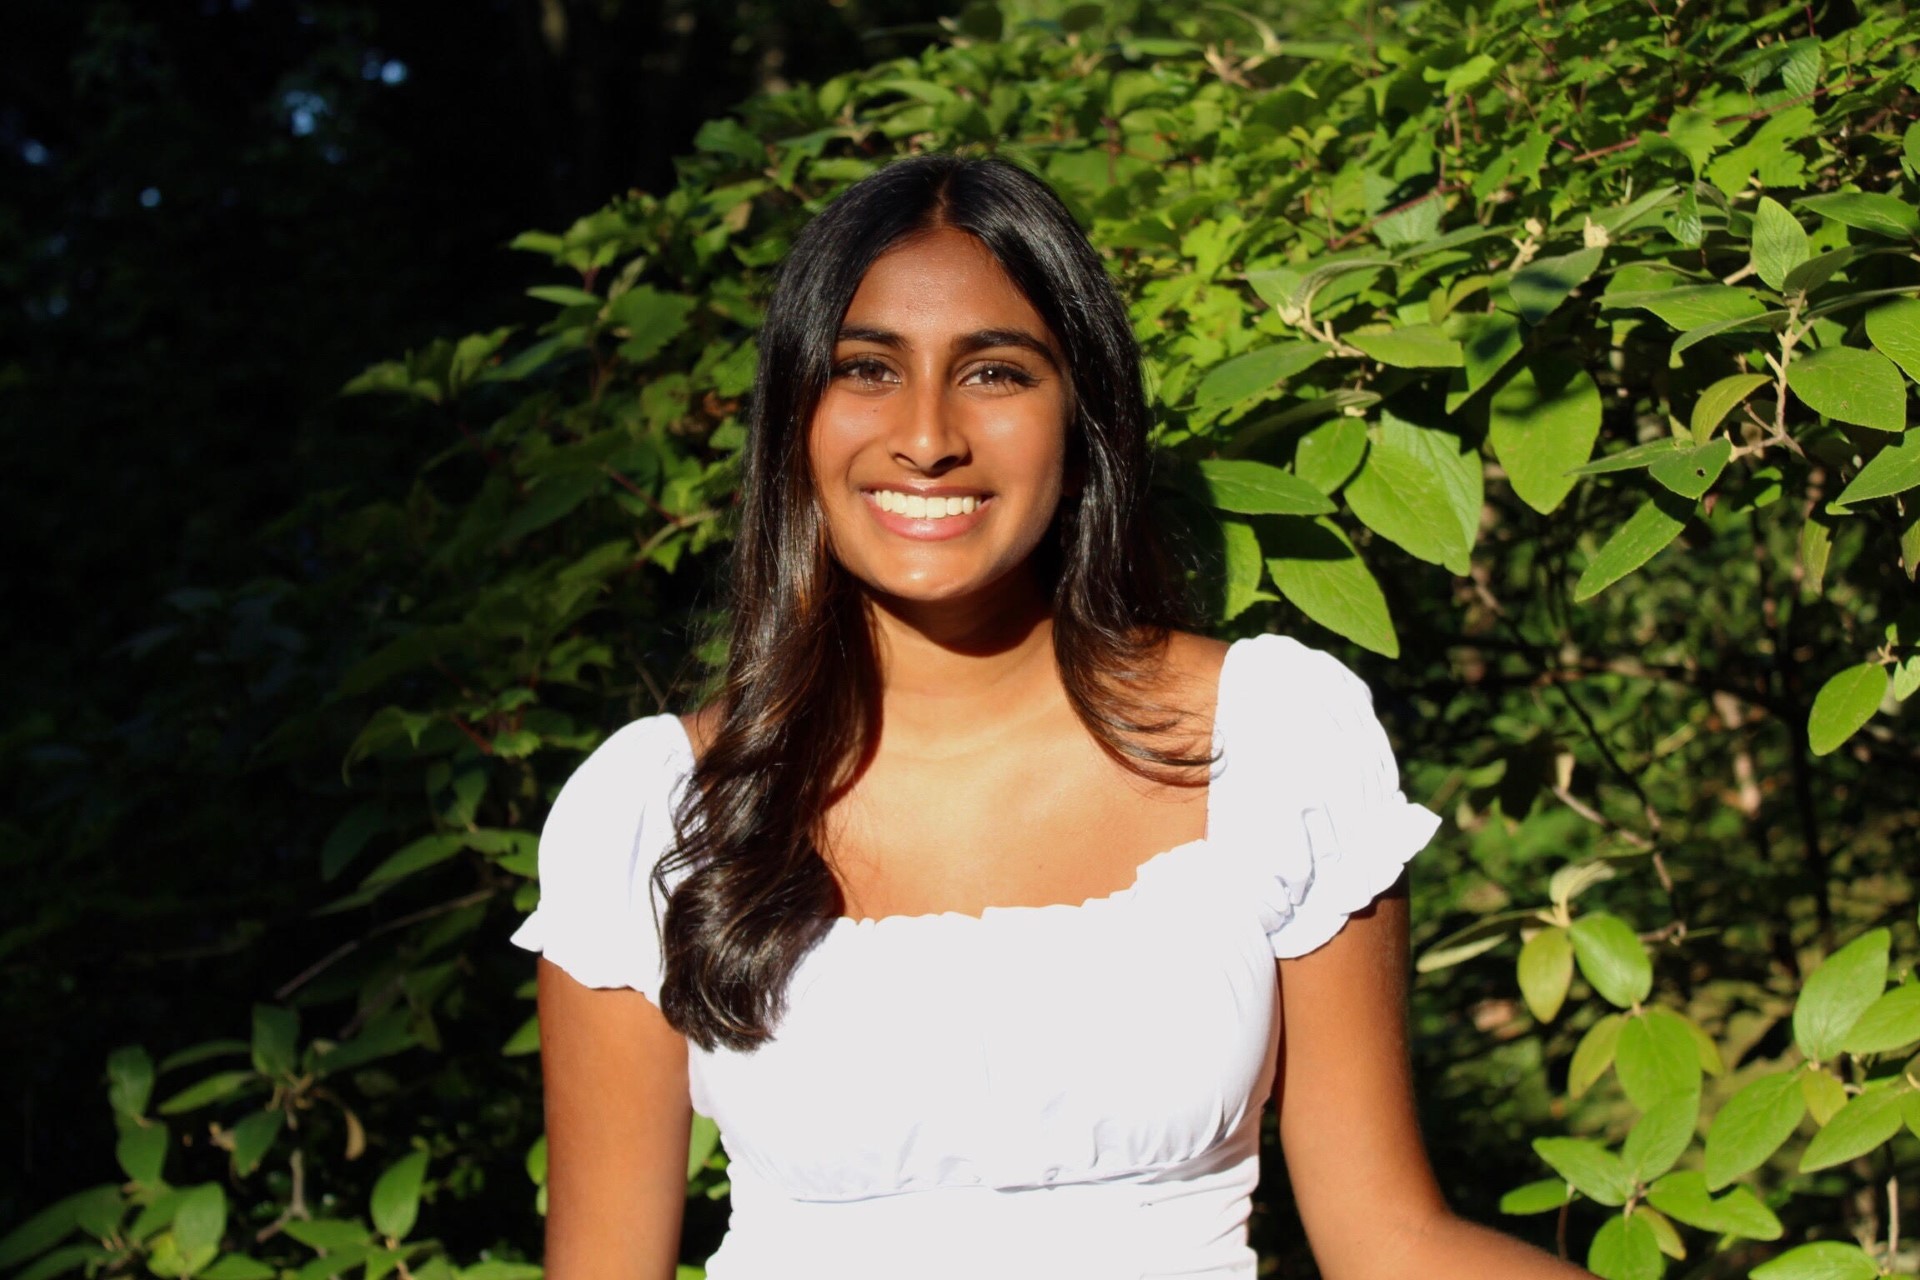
[511,632,1441,1280]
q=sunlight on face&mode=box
[808,226,1073,610]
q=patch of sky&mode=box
[283,88,328,137]
[360,52,409,84]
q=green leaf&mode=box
[1836,429,1920,504]
[14,1245,106,1280]
[1500,1178,1571,1215]
[1686,1018,1726,1077]
[1291,416,1368,495]
[1787,347,1909,432]
[158,1071,260,1116]
[1752,197,1810,292]
[1443,310,1524,411]
[1573,493,1690,602]
[115,1121,169,1184]
[128,1187,185,1242]
[1690,373,1772,443]
[1489,357,1602,514]
[280,1220,371,1252]
[171,1185,226,1262]
[1616,1009,1703,1107]
[1570,1013,1626,1099]
[1648,438,1731,499]
[1797,192,1920,240]
[359,833,468,889]
[107,1045,155,1120]
[1586,1213,1661,1280]
[320,803,387,882]
[687,1113,722,1182]
[459,1265,546,1280]
[1570,912,1652,1009]
[1646,1171,1782,1240]
[1782,246,1860,297]
[1518,928,1573,1023]
[1749,1241,1880,1280]
[1671,307,1789,357]
[1795,928,1891,1061]
[1509,248,1603,326]
[1623,1092,1699,1184]
[606,286,695,365]
[250,1005,298,1079]
[1264,517,1398,657]
[1197,459,1335,516]
[1346,324,1462,368]
[1806,664,1889,758]
[1533,1137,1632,1206]
[525,285,600,308]
[1191,342,1329,414]
[1841,982,1920,1056]
[1704,1071,1805,1189]
[1569,439,1694,477]
[1415,910,1537,972]
[1802,1067,1849,1125]
[229,1109,284,1178]
[0,1187,124,1269]
[200,1258,276,1280]
[370,1152,429,1242]
[502,1013,542,1058]
[1340,412,1481,575]
[1799,1081,1912,1171]
[1865,298,1920,383]
[1602,285,1767,331]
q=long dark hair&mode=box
[657,153,1199,1051]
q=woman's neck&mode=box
[864,572,1068,753]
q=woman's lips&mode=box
[859,488,991,541]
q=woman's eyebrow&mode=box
[833,325,1059,369]
[952,328,1059,368]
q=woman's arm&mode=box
[537,958,693,1280]
[1273,878,1592,1280]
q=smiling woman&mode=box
[811,226,1071,599]
[512,154,1593,1280]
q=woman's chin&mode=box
[854,561,1045,617]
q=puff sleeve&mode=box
[508,713,692,1002]
[1212,634,1442,959]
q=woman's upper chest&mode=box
[820,642,1224,923]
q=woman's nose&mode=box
[889,379,968,474]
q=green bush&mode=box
[7,1,1918,1277]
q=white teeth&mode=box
[869,490,983,519]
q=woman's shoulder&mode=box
[550,711,695,821]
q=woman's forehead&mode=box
[840,227,1054,344]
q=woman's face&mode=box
[808,226,1072,610]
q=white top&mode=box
[511,632,1442,1279]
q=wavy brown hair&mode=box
[657,153,1201,1051]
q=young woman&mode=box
[513,154,1590,1279]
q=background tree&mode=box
[3,1,1917,1278]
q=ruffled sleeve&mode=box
[508,713,693,1002]
[1211,634,1442,960]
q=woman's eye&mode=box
[966,363,1037,391]
[834,358,894,385]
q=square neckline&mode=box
[662,636,1250,931]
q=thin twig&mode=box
[276,888,494,1001]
